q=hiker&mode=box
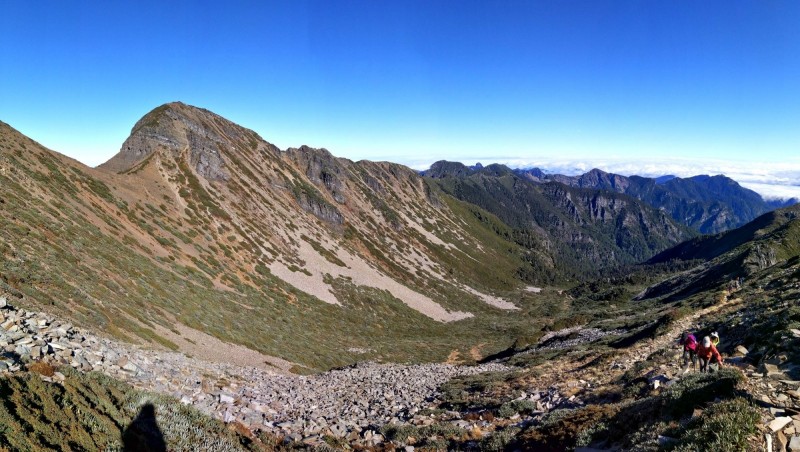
[696,336,723,373]
[678,331,697,370]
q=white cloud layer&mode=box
[409,156,800,201]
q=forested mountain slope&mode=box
[424,161,694,281]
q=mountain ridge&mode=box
[516,165,794,234]
[1,104,553,371]
[424,161,794,234]
[422,161,695,280]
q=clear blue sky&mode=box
[2,1,799,173]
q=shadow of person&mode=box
[122,403,167,452]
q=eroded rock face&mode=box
[99,102,230,181]
[286,146,348,204]
[744,244,778,273]
[295,192,344,224]
[190,141,227,181]
[282,146,348,223]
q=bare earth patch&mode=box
[461,285,519,310]
[270,233,472,322]
[446,350,462,364]
[469,343,486,361]
[152,322,295,373]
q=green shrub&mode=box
[479,427,520,452]
[497,399,536,418]
[661,368,743,417]
[380,423,465,443]
[669,398,759,452]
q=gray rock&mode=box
[789,435,800,451]
[769,417,793,432]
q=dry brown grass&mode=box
[519,404,620,451]
[27,361,55,377]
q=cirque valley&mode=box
[2,103,800,450]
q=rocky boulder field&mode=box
[5,284,800,451]
[0,294,668,449]
[0,296,514,448]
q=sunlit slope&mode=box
[640,204,800,301]
[425,161,694,282]
[0,106,549,371]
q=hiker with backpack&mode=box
[710,331,720,347]
[696,336,723,373]
[678,331,698,370]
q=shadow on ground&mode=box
[122,404,166,452]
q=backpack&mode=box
[682,333,697,350]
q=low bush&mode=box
[668,398,759,452]
[661,368,744,417]
[515,368,747,451]
[479,427,521,452]
[496,399,537,418]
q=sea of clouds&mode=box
[409,157,800,201]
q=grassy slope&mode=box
[0,366,259,451]
[0,120,570,371]
[641,204,800,301]
[426,209,800,451]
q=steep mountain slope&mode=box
[395,207,800,451]
[0,104,548,371]
[518,167,784,234]
[424,162,694,281]
[638,204,800,301]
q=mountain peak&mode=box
[98,102,258,180]
[420,161,472,178]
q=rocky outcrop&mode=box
[744,244,778,273]
[294,190,345,224]
[286,146,348,204]
[99,102,230,181]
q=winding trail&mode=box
[505,295,747,395]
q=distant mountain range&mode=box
[422,162,694,281]
[429,163,796,235]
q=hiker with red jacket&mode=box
[678,331,698,370]
[696,336,724,373]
